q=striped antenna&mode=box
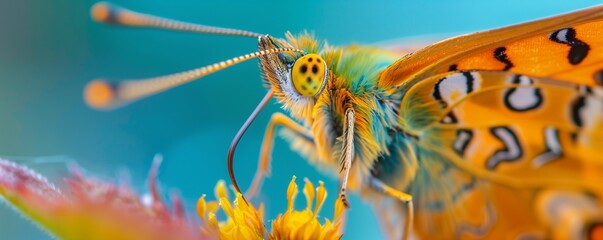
[91,2,262,38]
[84,48,304,109]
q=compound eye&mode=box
[291,53,326,96]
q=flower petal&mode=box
[0,158,203,240]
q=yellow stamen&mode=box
[208,213,219,229]
[207,201,219,213]
[334,195,346,221]
[315,180,327,215]
[215,180,229,199]
[303,178,315,211]
[287,176,298,213]
[196,195,207,223]
[219,197,235,219]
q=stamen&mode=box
[315,181,327,214]
[91,2,262,38]
[84,48,303,109]
[303,178,315,211]
[286,176,298,212]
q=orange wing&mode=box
[398,70,603,239]
[378,5,603,89]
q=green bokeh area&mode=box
[1,1,602,239]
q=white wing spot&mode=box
[487,127,522,169]
[437,72,481,103]
[533,127,563,168]
[504,75,543,111]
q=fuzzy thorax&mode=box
[259,32,405,191]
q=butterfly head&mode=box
[257,34,329,121]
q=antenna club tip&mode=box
[91,2,114,23]
[84,80,115,109]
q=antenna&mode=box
[84,48,304,109]
[91,2,262,38]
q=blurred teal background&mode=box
[1,0,602,239]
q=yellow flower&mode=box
[270,176,345,240]
[198,176,345,240]
[0,157,345,240]
[197,180,266,240]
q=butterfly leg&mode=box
[369,176,414,240]
[245,112,312,198]
[338,108,355,208]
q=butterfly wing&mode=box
[397,70,603,239]
[374,5,603,238]
[378,5,603,89]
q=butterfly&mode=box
[85,2,603,239]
